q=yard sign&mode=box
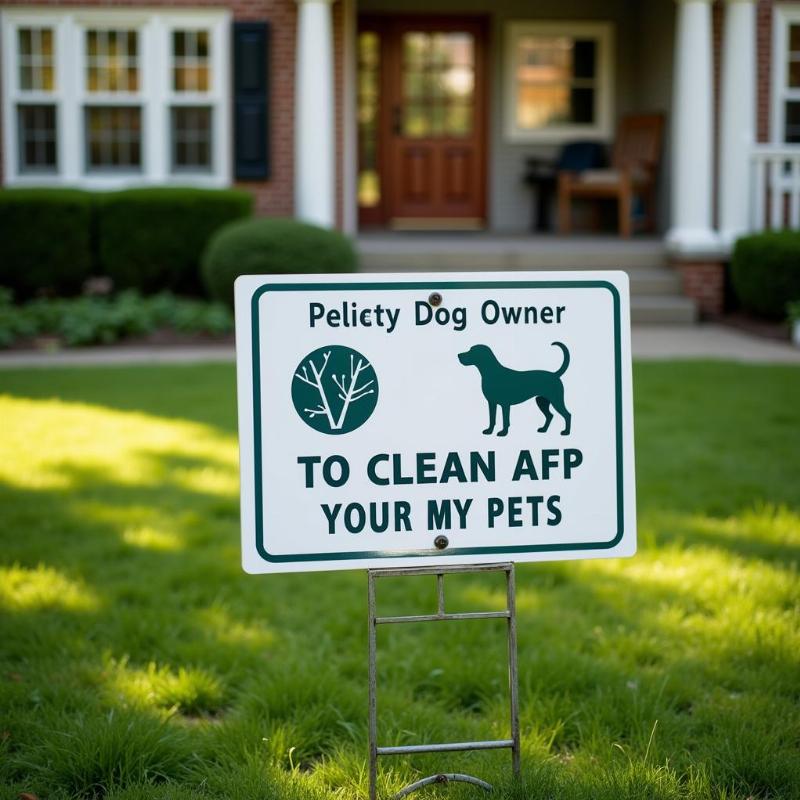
[235,272,636,574]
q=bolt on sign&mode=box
[235,272,636,574]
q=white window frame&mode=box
[1,7,231,188]
[503,20,614,144]
[771,4,800,144]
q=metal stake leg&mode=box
[367,563,520,799]
[506,566,521,776]
[368,571,378,800]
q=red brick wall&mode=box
[755,0,799,143]
[2,0,302,218]
[678,261,726,317]
[757,0,774,143]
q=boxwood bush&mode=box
[96,188,253,295]
[0,189,94,299]
[202,218,358,307]
[731,231,800,318]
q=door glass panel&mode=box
[358,31,381,208]
[401,31,474,138]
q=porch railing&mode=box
[751,145,800,231]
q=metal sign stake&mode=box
[368,562,520,799]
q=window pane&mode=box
[85,106,142,169]
[573,39,596,80]
[446,103,472,136]
[789,59,800,89]
[18,27,56,91]
[86,30,139,93]
[790,24,800,54]
[517,36,571,83]
[19,29,32,57]
[173,29,212,92]
[570,86,594,123]
[785,101,800,143]
[517,83,570,128]
[171,106,212,170]
[18,104,57,171]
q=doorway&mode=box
[357,16,488,229]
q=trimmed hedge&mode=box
[96,188,253,295]
[0,189,94,299]
[731,231,800,318]
[202,218,358,308]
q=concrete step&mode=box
[631,295,698,325]
[359,263,682,296]
[356,236,699,324]
[628,268,683,296]
[358,236,668,271]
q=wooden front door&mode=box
[358,17,487,229]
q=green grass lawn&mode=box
[0,361,798,800]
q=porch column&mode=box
[295,0,335,227]
[667,0,719,254]
[718,0,756,242]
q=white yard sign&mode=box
[235,272,636,574]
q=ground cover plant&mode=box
[0,290,233,348]
[0,361,798,800]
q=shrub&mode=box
[96,188,253,295]
[0,189,93,299]
[731,231,800,318]
[0,290,233,348]
[201,218,358,308]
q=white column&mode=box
[295,0,336,228]
[718,0,756,242]
[667,0,719,254]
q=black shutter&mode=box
[233,21,270,180]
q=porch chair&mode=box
[557,113,664,238]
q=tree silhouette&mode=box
[294,350,375,431]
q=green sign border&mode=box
[250,280,624,563]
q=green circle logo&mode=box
[291,345,379,435]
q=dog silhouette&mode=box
[458,342,572,436]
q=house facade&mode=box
[0,0,797,312]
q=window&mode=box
[774,8,800,143]
[170,29,213,173]
[83,28,142,172]
[1,10,230,187]
[13,26,58,173]
[504,22,613,142]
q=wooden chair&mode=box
[557,114,664,238]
